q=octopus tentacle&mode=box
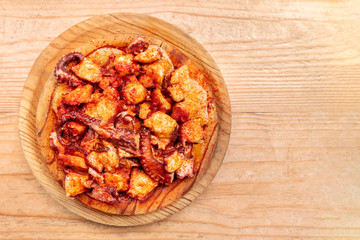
[55,52,85,87]
[140,128,174,185]
[56,111,98,146]
[56,126,72,146]
[57,111,139,149]
[57,111,101,127]
[93,126,139,150]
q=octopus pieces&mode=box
[49,37,211,205]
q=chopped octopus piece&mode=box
[104,169,130,192]
[183,80,208,106]
[170,64,189,85]
[86,151,104,172]
[122,80,148,104]
[89,91,102,103]
[122,102,140,117]
[171,99,198,123]
[176,156,195,179]
[87,185,117,204]
[138,74,155,89]
[71,57,102,83]
[127,38,149,55]
[151,88,171,113]
[139,60,165,89]
[103,87,120,101]
[138,102,151,119]
[164,150,185,172]
[179,118,204,143]
[127,168,158,201]
[63,121,87,136]
[159,49,174,82]
[88,167,104,184]
[62,84,93,106]
[194,107,209,126]
[87,47,124,66]
[144,111,178,138]
[134,47,161,63]
[83,94,119,125]
[99,76,116,90]
[64,171,91,197]
[59,153,88,171]
[114,54,140,76]
[150,135,172,150]
[167,84,184,102]
[94,141,119,172]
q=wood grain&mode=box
[2,0,360,238]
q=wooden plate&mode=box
[18,12,231,226]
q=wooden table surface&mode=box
[2,0,360,239]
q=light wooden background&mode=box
[2,0,360,239]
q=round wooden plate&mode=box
[19,12,231,226]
